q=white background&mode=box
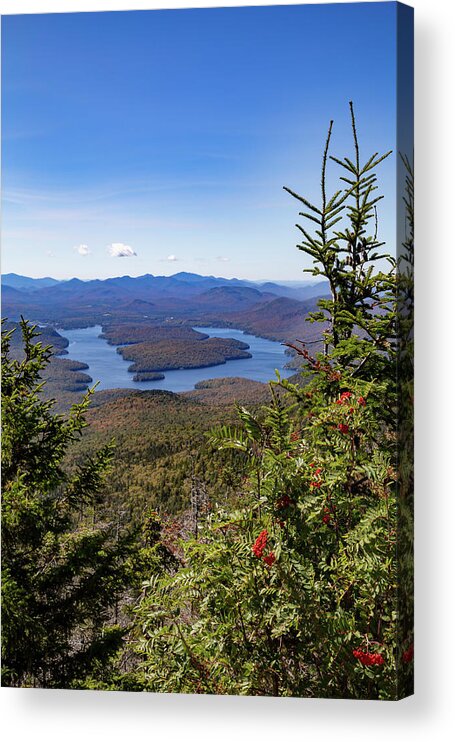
[1,0,454,740]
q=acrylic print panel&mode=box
[1,2,414,699]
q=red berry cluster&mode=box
[336,391,367,408]
[336,391,353,405]
[402,643,414,663]
[336,393,351,432]
[322,507,331,524]
[252,529,268,558]
[352,648,385,666]
[262,551,276,567]
[309,464,323,488]
[252,530,276,567]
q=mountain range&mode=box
[2,271,327,300]
[1,271,330,342]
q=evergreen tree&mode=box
[131,105,413,700]
[1,319,132,688]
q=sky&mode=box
[2,3,401,281]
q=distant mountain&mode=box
[162,271,330,301]
[258,281,330,301]
[1,271,330,330]
[171,272,217,284]
[193,286,270,312]
[1,284,27,299]
[1,273,61,291]
[1,271,329,300]
[225,295,328,344]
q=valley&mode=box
[2,270,327,403]
[1,271,329,343]
[2,272,320,524]
[2,271,323,519]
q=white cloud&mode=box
[166,254,178,262]
[74,244,91,256]
[107,242,137,258]
[45,249,55,258]
[216,255,230,262]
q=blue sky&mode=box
[2,2,399,281]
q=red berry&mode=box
[262,551,276,567]
[252,529,268,558]
[353,647,385,667]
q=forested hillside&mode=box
[71,386,262,519]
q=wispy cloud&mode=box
[216,255,230,262]
[2,177,241,208]
[45,249,55,258]
[74,244,91,256]
[166,254,178,262]
[107,242,137,258]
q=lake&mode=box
[62,325,293,393]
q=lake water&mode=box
[62,325,292,393]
